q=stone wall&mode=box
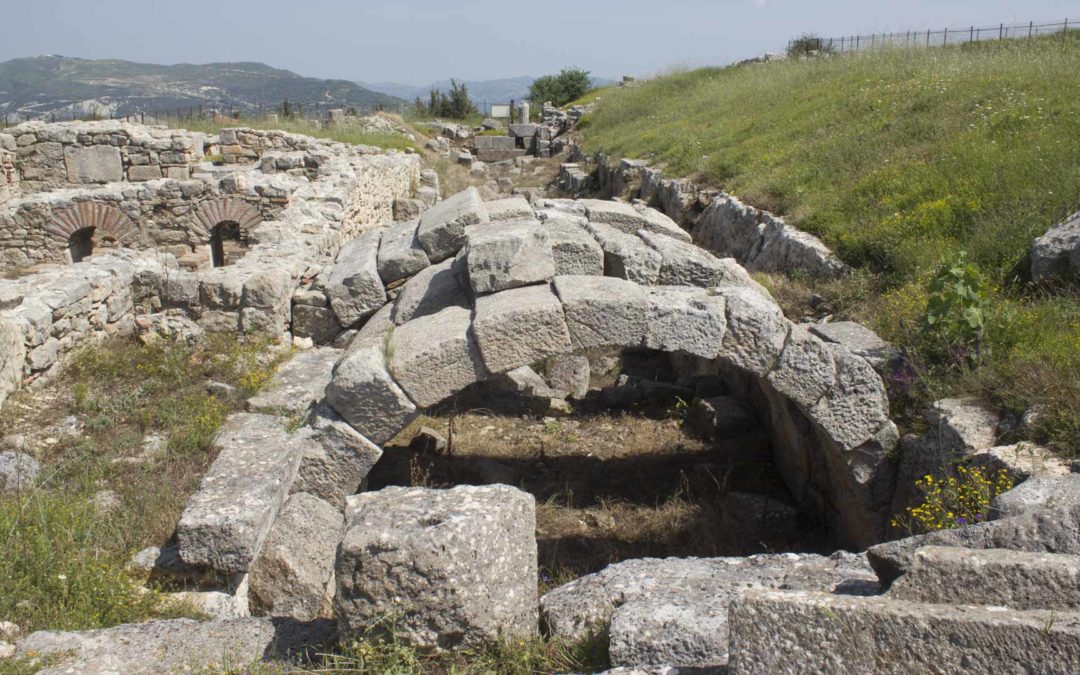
[218,128,322,164]
[579,155,849,279]
[0,250,167,407]
[0,138,18,206]
[5,120,205,193]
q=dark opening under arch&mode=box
[68,227,95,263]
[210,221,242,268]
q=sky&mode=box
[0,0,1076,84]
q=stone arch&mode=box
[46,202,140,258]
[325,273,898,550]
[194,198,263,239]
[209,221,243,267]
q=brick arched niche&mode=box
[46,203,140,263]
[193,198,262,267]
[325,274,899,550]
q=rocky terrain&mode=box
[1,113,1080,674]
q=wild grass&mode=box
[174,115,418,152]
[581,35,1080,451]
[0,334,288,634]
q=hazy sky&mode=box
[1,0,1076,83]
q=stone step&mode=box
[177,413,313,573]
[246,346,342,415]
[728,590,1080,674]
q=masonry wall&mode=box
[6,120,205,193]
[0,139,18,206]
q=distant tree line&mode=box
[413,80,477,119]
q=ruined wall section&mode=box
[0,136,18,206]
[6,120,205,193]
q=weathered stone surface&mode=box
[461,220,556,293]
[546,354,590,399]
[377,219,430,284]
[721,492,798,544]
[991,474,1080,519]
[1031,210,1080,282]
[926,397,1000,453]
[325,230,386,328]
[688,396,756,439]
[65,144,123,184]
[490,365,568,400]
[728,590,1080,675]
[637,231,750,288]
[809,321,894,370]
[586,220,661,284]
[543,218,605,276]
[290,404,383,511]
[643,287,726,359]
[0,320,25,408]
[635,204,692,243]
[249,492,343,621]
[246,347,341,415]
[484,196,534,222]
[0,451,39,492]
[473,284,572,374]
[416,186,489,263]
[541,553,876,668]
[581,199,647,233]
[766,325,837,409]
[969,442,1070,482]
[809,343,892,452]
[554,275,649,350]
[325,341,417,446]
[177,414,310,573]
[868,503,1080,585]
[290,303,340,344]
[389,306,487,407]
[392,258,470,325]
[887,545,1080,610]
[714,285,788,377]
[14,617,335,675]
[336,485,538,648]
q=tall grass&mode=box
[581,34,1080,450]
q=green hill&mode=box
[579,34,1080,450]
[0,55,405,120]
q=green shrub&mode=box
[529,67,593,107]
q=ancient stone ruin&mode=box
[2,120,1080,673]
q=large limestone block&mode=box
[246,347,341,415]
[586,221,661,284]
[177,414,311,573]
[554,275,649,350]
[484,196,534,222]
[543,218,605,276]
[336,485,538,648]
[546,354,590,399]
[389,306,487,407]
[377,219,430,284]
[991,474,1080,519]
[290,404,383,511]
[926,397,1000,452]
[392,258,470,325]
[0,319,26,409]
[15,617,334,675]
[643,287,726,359]
[1031,210,1080,282]
[637,230,752,288]
[888,546,1080,610]
[868,503,1080,585]
[416,186,489,263]
[635,204,692,243]
[461,220,556,294]
[969,442,1070,482]
[64,144,123,184]
[727,590,1080,674]
[541,553,876,669]
[473,284,572,374]
[249,493,343,621]
[581,199,647,233]
[714,286,788,377]
[809,320,894,370]
[766,325,837,410]
[325,230,386,328]
[808,344,891,451]
[324,341,417,445]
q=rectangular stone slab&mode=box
[388,305,488,407]
[177,413,310,573]
[553,275,649,350]
[728,590,1080,674]
[473,283,572,374]
[246,347,342,415]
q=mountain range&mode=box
[0,56,406,121]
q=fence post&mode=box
[926,29,931,46]
[841,36,845,51]
[970,26,974,42]
[944,27,948,45]
[999,23,1004,39]
[1029,21,1033,38]
[856,34,860,50]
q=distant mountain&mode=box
[360,75,615,108]
[0,56,406,121]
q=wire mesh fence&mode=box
[789,18,1077,56]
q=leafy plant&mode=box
[920,252,989,364]
[529,67,593,107]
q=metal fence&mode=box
[789,18,1077,56]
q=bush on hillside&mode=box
[786,33,833,58]
[529,67,592,107]
[413,80,477,120]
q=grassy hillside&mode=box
[579,34,1080,450]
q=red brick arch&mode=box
[46,202,140,247]
[194,198,263,238]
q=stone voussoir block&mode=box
[473,283,572,374]
[461,219,556,294]
[554,275,649,350]
[388,305,487,408]
[416,186,489,263]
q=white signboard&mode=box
[490,104,511,119]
